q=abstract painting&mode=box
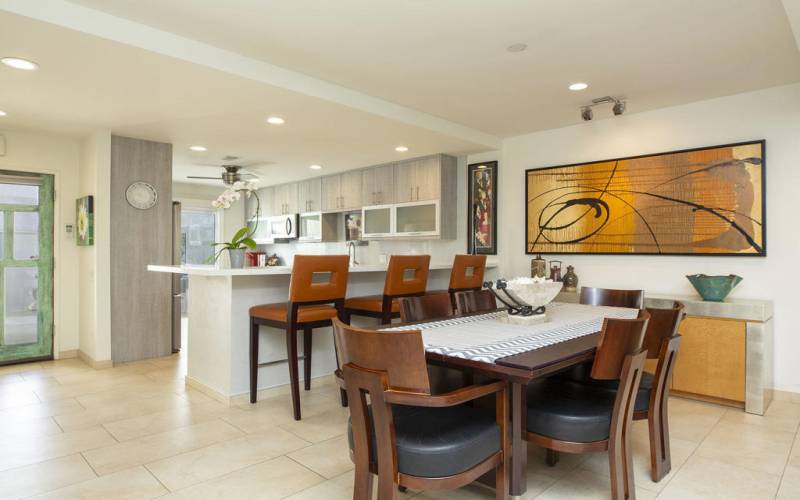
[76,195,94,246]
[468,161,498,255]
[525,141,765,256]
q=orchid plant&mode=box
[207,180,261,263]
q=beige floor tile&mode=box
[659,455,781,499]
[146,428,310,491]
[0,426,116,472]
[158,456,324,500]
[766,400,800,420]
[525,444,588,479]
[279,405,350,442]
[0,454,96,500]
[777,455,800,500]
[666,397,725,442]
[83,419,244,476]
[694,419,795,474]
[721,407,800,433]
[0,385,41,409]
[533,468,656,500]
[284,469,416,500]
[414,483,499,499]
[103,400,247,441]
[287,435,353,479]
[33,374,151,402]
[0,414,62,438]
[0,362,43,376]
[55,393,192,432]
[0,398,84,419]
[29,466,167,500]
[0,372,25,385]
[74,381,180,408]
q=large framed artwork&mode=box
[76,195,94,246]
[468,161,498,255]
[525,140,765,256]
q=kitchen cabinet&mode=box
[297,178,322,213]
[299,212,338,242]
[395,200,439,236]
[362,164,394,205]
[394,156,442,203]
[321,175,340,211]
[362,204,393,237]
[321,171,362,211]
[248,186,274,219]
[273,183,298,215]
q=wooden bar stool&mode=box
[454,289,498,315]
[399,293,454,323]
[344,255,431,325]
[249,255,349,420]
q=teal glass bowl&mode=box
[686,274,743,302]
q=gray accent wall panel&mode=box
[110,136,173,362]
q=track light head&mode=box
[581,107,593,121]
[612,100,626,116]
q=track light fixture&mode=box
[579,96,626,121]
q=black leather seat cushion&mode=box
[557,362,653,412]
[527,378,617,443]
[347,404,500,478]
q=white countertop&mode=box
[148,262,496,276]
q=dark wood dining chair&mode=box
[398,293,454,323]
[580,286,645,308]
[345,255,431,325]
[249,255,349,420]
[333,319,509,500]
[454,289,498,315]
[525,311,650,500]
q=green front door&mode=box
[0,173,54,365]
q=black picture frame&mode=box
[524,139,766,257]
[467,160,498,255]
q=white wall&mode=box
[0,128,82,357]
[499,83,800,392]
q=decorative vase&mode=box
[228,248,246,269]
[686,274,743,302]
[563,265,579,292]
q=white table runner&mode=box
[383,302,639,363]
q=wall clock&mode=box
[125,181,158,210]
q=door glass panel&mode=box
[364,207,391,234]
[396,203,436,233]
[0,184,38,206]
[13,212,39,260]
[4,267,38,345]
[180,210,216,265]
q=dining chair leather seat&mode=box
[557,362,653,412]
[344,295,400,314]
[249,303,339,323]
[347,404,500,478]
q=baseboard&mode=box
[184,373,337,407]
[772,388,800,403]
[77,350,113,369]
[57,349,78,359]
[185,376,233,406]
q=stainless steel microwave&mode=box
[267,214,298,239]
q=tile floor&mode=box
[0,352,798,499]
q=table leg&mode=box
[510,381,527,497]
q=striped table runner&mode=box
[383,302,639,363]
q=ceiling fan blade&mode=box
[186,176,221,180]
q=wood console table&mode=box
[557,291,773,415]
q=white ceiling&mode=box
[63,0,800,137]
[1,1,799,186]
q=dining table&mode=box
[380,302,640,497]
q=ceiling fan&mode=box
[187,156,271,186]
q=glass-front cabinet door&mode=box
[394,200,439,237]
[0,173,54,364]
[362,205,393,238]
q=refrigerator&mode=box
[171,201,182,353]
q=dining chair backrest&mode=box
[332,318,430,394]
[399,294,454,323]
[448,254,487,291]
[580,287,644,309]
[591,310,650,380]
[643,301,684,359]
[454,289,498,315]
[288,255,350,303]
[384,255,431,297]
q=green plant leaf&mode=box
[231,226,250,245]
[241,237,257,250]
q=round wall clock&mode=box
[125,181,158,210]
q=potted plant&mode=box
[208,181,261,268]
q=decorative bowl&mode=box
[686,274,743,302]
[504,277,564,309]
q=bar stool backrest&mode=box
[383,255,431,297]
[448,254,487,291]
[288,255,350,303]
[454,289,498,315]
[590,310,650,381]
[399,294,454,323]
[580,287,645,309]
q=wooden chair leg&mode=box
[286,326,301,420]
[649,405,671,481]
[609,430,635,500]
[249,318,259,404]
[376,471,397,500]
[545,448,560,467]
[352,465,373,500]
[303,327,312,391]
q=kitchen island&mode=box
[148,261,497,404]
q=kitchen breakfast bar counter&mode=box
[148,262,497,404]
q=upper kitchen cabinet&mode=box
[362,164,394,206]
[321,170,362,211]
[273,183,298,215]
[297,178,322,213]
[394,155,443,203]
[248,186,274,219]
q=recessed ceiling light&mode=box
[506,43,528,53]
[189,145,207,152]
[0,110,6,117]
[568,82,589,91]
[395,146,409,152]
[1,57,38,70]
[309,164,322,170]
[266,116,285,125]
